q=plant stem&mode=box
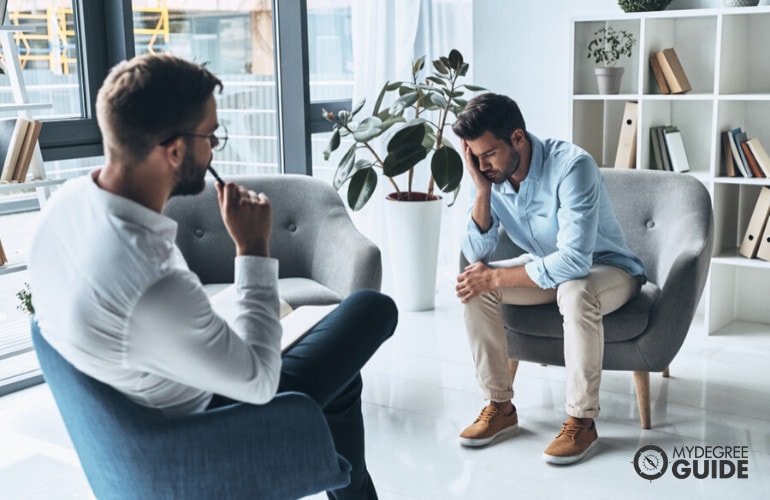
[339,121,402,198]
[427,63,458,199]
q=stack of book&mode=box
[0,238,7,266]
[649,125,691,173]
[740,186,770,262]
[649,47,691,94]
[721,127,770,178]
[0,117,44,184]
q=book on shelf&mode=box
[663,126,690,173]
[721,130,736,177]
[648,54,670,94]
[656,126,672,172]
[650,126,665,170]
[727,127,752,178]
[0,117,31,184]
[12,120,42,182]
[740,139,765,178]
[739,186,770,259]
[655,48,692,94]
[0,238,7,266]
[614,101,637,169]
[745,137,770,178]
[756,214,770,262]
[735,131,752,177]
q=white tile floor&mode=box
[1,284,769,499]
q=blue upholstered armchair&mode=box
[31,318,351,499]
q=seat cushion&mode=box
[203,279,341,312]
[501,282,661,343]
[278,278,342,308]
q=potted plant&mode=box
[617,0,672,12]
[587,25,636,94]
[322,49,484,310]
[16,282,34,315]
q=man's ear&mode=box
[161,137,185,168]
[510,129,525,146]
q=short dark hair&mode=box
[452,93,526,144]
[96,53,223,165]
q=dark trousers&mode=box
[278,290,397,500]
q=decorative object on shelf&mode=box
[323,49,484,311]
[587,26,636,94]
[618,0,672,12]
[722,0,760,7]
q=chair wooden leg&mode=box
[632,371,651,430]
[662,366,670,378]
[508,359,519,386]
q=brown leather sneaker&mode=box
[542,416,598,464]
[459,403,519,447]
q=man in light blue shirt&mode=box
[452,93,645,465]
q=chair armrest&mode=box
[310,207,382,296]
[129,393,351,500]
[637,211,713,368]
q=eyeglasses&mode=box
[159,124,228,152]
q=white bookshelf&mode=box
[570,6,770,335]
[0,25,53,277]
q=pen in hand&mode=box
[208,165,225,187]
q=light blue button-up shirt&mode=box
[461,133,646,289]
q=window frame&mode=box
[37,0,135,161]
[34,0,344,171]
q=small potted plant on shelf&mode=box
[587,25,636,94]
[617,0,672,12]
[322,49,484,311]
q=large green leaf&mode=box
[433,59,448,75]
[389,92,419,115]
[383,143,428,178]
[323,129,340,161]
[431,145,463,192]
[381,115,406,132]
[353,116,384,142]
[347,167,378,211]
[448,49,463,70]
[350,99,366,117]
[387,122,426,153]
[430,93,448,108]
[460,84,486,91]
[333,144,357,189]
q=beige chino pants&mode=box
[463,264,641,419]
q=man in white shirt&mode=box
[29,53,396,500]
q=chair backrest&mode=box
[31,318,351,499]
[600,168,713,289]
[471,169,713,289]
[164,174,356,284]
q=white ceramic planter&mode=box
[384,193,442,311]
[594,67,624,94]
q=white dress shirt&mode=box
[29,171,282,416]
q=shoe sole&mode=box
[459,423,519,447]
[542,438,598,465]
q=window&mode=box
[130,1,281,176]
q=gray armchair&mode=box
[164,174,382,306]
[460,168,714,429]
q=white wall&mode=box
[472,0,759,141]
